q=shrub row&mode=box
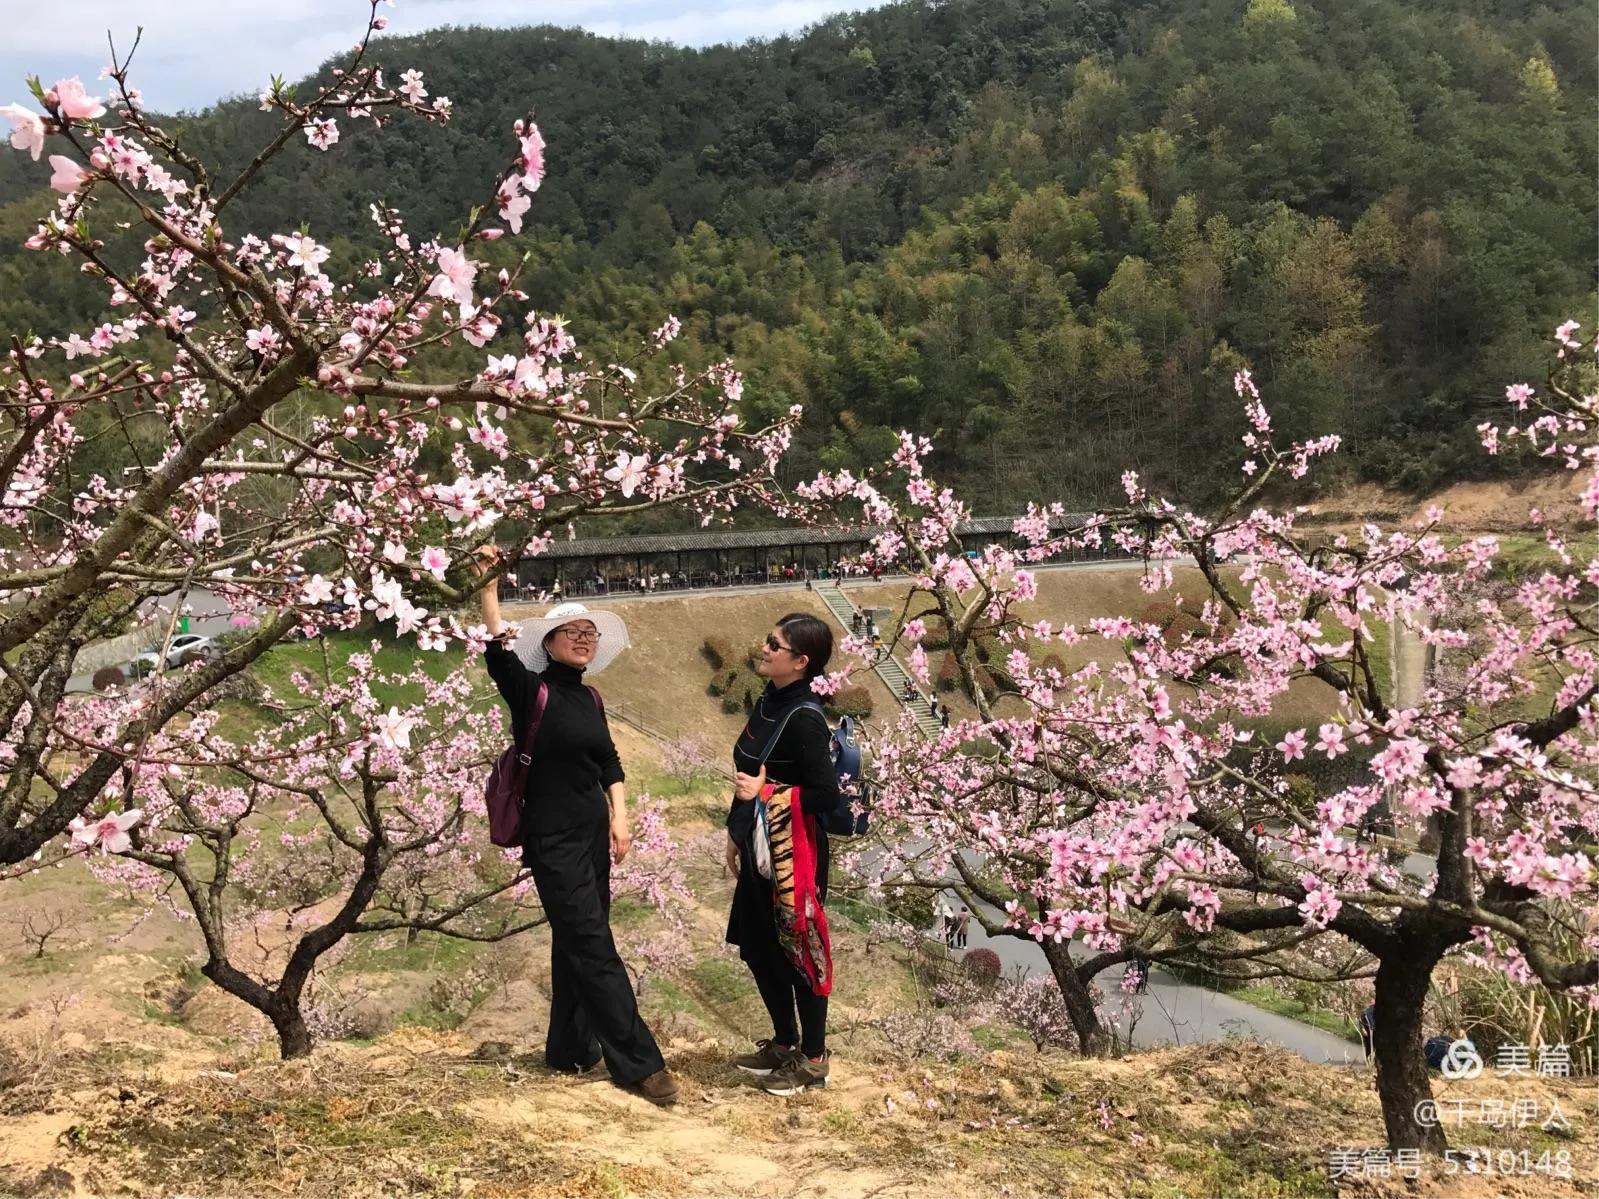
[824,685,873,720]
[702,636,733,671]
[915,612,951,651]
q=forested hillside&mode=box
[1,0,1593,508]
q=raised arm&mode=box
[477,545,505,636]
[474,546,525,699]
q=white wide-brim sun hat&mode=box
[511,601,630,676]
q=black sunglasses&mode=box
[765,633,797,655]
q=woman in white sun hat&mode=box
[476,548,679,1106]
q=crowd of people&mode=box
[508,560,890,601]
[505,538,1133,603]
[848,609,951,729]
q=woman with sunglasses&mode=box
[725,612,840,1095]
[477,550,679,1105]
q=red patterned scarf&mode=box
[758,783,833,996]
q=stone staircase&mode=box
[816,582,942,738]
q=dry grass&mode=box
[3,1032,1594,1199]
[840,564,1340,727]
[0,805,1593,1199]
[1305,473,1588,532]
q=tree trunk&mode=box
[1372,950,1447,1153]
[1041,940,1108,1055]
[200,960,316,1060]
[272,1006,313,1060]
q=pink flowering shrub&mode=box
[879,1008,980,1062]
[656,736,718,792]
[996,975,1076,1053]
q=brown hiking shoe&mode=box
[625,1068,680,1106]
[732,1038,797,1076]
[755,1051,829,1096]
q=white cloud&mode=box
[0,0,851,112]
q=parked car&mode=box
[129,634,219,677]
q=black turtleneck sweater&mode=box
[485,642,623,839]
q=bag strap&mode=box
[515,681,549,766]
[756,700,829,764]
[517,682,603,767]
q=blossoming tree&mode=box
[76,657,684,1057]
[814,332,1598,1152]
[0,1,793,867]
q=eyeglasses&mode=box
[765,633,796,655]
[558,626,601,644]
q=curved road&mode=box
[938,901,1363,1064]
[865,827,1365,1064]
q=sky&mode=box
[0,0,851,113]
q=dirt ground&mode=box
[3,804,1595,1199]
[1304,474,1589,531]
[3,1022,1594,1199]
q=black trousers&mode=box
[741,933,828,1058]
[525,813,664,1084]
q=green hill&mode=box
[0,0,1593,506]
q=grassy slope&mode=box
[840,565,1341,727]
[8,569,1598,1195]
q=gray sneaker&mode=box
[733,1038,796,1076]
[756,1051,829,1095]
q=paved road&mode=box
[67,587,248,691]
[136,586,244,640]
[939,897,1363,1064]
[861,834,1364,1064]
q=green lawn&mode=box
[1230,983,1359,1042]
[688,957,755,1005]
[1303,603,1391,706]
[250,627,469,708]
[1476,532,1563,581]
[342,928,490,974]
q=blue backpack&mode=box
[751,702,869,837]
